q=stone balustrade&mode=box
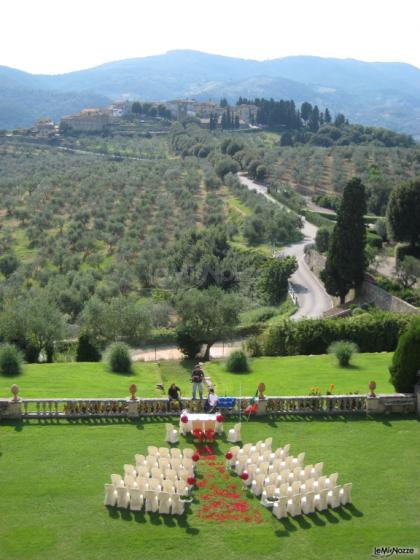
[0,392,417,420]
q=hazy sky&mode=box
[2,0,420,74]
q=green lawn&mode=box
[0,353,395,400]
[0,416,419,560]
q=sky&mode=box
[1,0,420,74]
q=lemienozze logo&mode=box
[372,547,418,558]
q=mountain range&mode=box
[1,49,420,139]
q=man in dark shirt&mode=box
[191,364,205,399]
[167,383,182,411]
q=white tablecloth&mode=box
[179,412,222,434]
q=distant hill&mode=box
[1,50,420,138]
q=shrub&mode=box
[176,325,202,359]
[389,318,420,392]
[0,343,23,376]
[76,332,101,362]
[328,340,359,366]
[105,342,132,374]
[261,312,411,356]
[226,350,249,373]
[245,336,263,357]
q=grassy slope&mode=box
[0,417,419,560]
[0,353,394,399]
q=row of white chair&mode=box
[227,443,290,465]
[241,464,325,491]
[109,476,191,495]
[259,473,338,501]
[130,457,195,474]
[112,466,194,488]
[140,447,194,460]
[104,485,190,514]
[272,483,353,518]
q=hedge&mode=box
[260,312,412,356]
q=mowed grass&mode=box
[0,352,395,399]
[0,416,419,560]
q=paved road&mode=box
[238,174,333,319]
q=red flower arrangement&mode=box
[180,415,189,424]
[216,414,224,423]
[192,453,200,462]
[225,451,233,460]
[240,471,249,481]
[187,476,196,486]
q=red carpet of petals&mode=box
[195,448,263,524]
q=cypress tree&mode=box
[321,178,367,304]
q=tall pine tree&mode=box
[321,178,367,304]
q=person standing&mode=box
[191,363,204,399]
[167,383,182,411]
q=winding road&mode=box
[238,174,333,319]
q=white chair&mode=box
[260,450,272,463]
[165,423,179,444]
[162,480,175,494]
[273,496,288,519]
[170,458,182,472]
[151,467,163,481]
[159,447,171,458]
[148,478,162,492]
[170,493,185,515]
[228,446,240,460]
[170,448,182,460]
[144,490,158,513]
[288,480,301,498]
[235,456,248,474]
[301,491,315,515]
[313,475,327,492]
[135,454,146,467]
[227,423,241,443]
[301,465,313,481]
[243,465,257,486]
[165,470,178,483]
[158,491,172,514]
[340,483,352,505]
[251,440,263,453]
[124,464,136,477]
[311,462,323,478]
[104,483,117,506]
[314,489,328,512]
[146,458,159,470]
[159,458,170,472]
[283,456,294,469]
[256,461,269,476]
[265,472,279,487]
[124,474,137,489]
[326,472,339,490]
[147,446,159,457]
[261,484,278,507]
[182,458,194,473]
[278,482,289,498]
[239,443,253,456]
[268,459,283,474]
[116,486,130,508]
[178,470,191,484]
[263,437,273,451]
[215,417,224,435]
[247,452,259,466]
[137,466,150,479]
[292,452,305,467]
[111,474,124,488]
[137,477,149,494]
[129,488,143,511]
[301,477,314,493]
[251,474,265,496]
[287,493,302,517]
[182,449,194,459]
[277,469,290,484]
[270,448,283,462]
[175,479,189,495]
[292,466,302,482]
[327,485,341,509]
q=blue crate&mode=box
[217,397,236,409]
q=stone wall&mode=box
[305,248,420,315]
[360,281,420,315]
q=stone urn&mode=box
[129,383,138,401]
[258,382,266,400]
[11,384,20,402]
[368,380,377,398]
